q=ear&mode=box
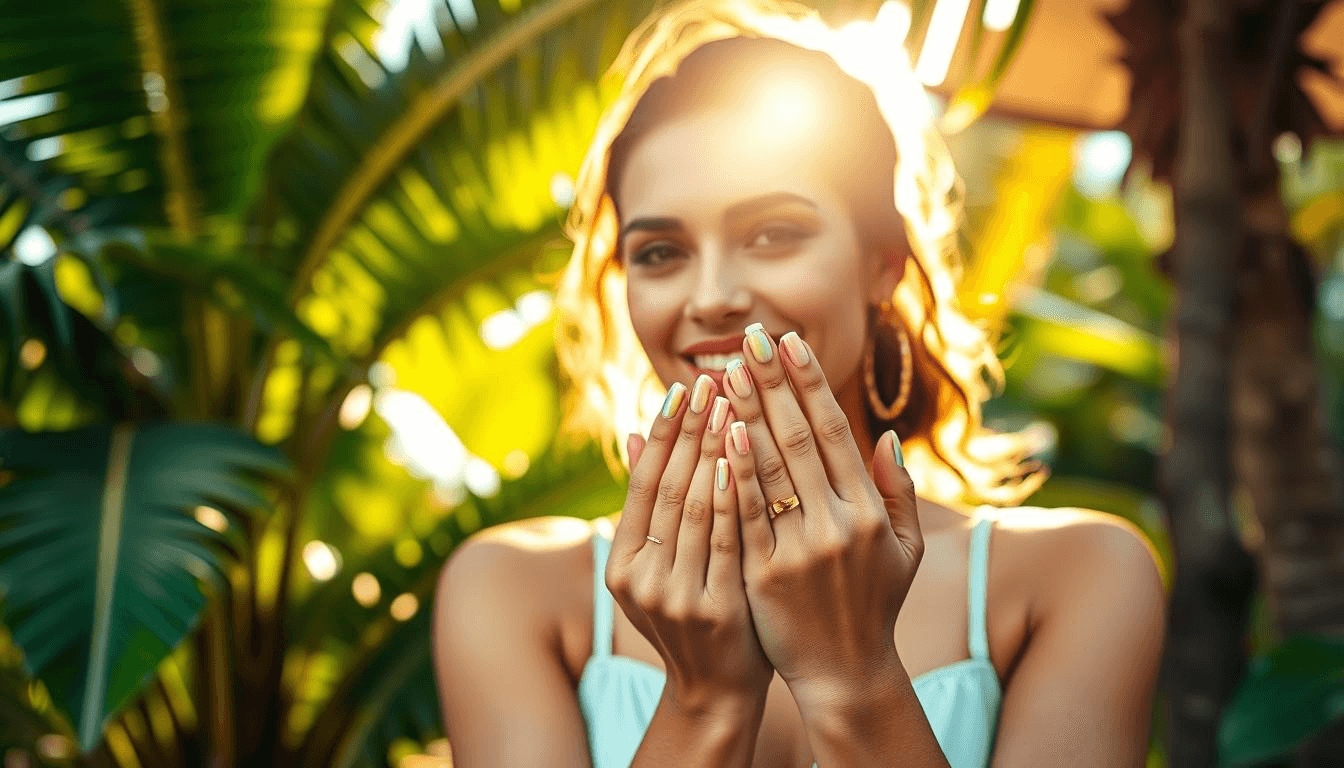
[868,248,906,305]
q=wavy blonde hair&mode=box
[554,0,1043,506]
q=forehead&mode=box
[615,103,848,220]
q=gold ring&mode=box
[768,495,800,519]
[645,535,664,545]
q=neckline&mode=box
[580,653,1000,692]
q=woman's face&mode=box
[615,99,901,404]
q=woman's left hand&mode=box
[719,324,923,707]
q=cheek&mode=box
[777,243,870,383]
[625,276,684,366]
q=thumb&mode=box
[871,430,921,547]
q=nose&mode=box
[684,251,751,325]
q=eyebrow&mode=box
[619,192,819,238]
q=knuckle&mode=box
[741,495,768,524]
[712,533,738,556]
[699,441,721,464]
[683,496,710,525]
[679,418,702,445]
[778,423,814,454]
[799,372,829,395]
[818,412,853,445]
[604,569,629,598]
[656,481,684,508]
[627,478,656,506]
[754,367,788,390]
[756,455,790,488]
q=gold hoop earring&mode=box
[863,305,913,420]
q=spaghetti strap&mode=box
[967,507,995,663]
[590,521,614,657]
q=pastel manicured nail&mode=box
[730,421,750,455]
[725,359,753,398]
[660,382,686,419]
[887,430,905,467]
[745,322,774,363]
[716,458,729,490]
[781,331,810,367]
[708,396,730,433]
[690,374,713,413]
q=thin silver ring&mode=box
[645,535,664,545]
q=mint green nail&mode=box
[660,382,686,419]
[888,430,904,467]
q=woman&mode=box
[432,1,1166,766]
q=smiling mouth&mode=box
[686,352,746,372]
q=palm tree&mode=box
[0,0,653,762]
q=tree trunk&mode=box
[1161,0,1259,764]
[1234,163,1344,768]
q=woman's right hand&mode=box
[607,375,774,715]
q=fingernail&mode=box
[690,374,713,413]
[780,331,810,367]
[730,421,750,455]
[745,322,774,363]
[716,458,729,490]
[708,396,730,433]
[660,382,686,419]
[725,359,753,398]
[887,430,904,467]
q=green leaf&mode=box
[0,422,289,752]
[1219,634,1344,767]
[941,0,1037,134]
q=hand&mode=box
[607,375,774,713]
[719,324,923,705]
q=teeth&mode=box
[691,353,744,371]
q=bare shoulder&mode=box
[990,506,1167,622]
[435,515,597,610]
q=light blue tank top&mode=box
[578,508,1001,768]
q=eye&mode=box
[747,222,807,249]
[630,242,684,268]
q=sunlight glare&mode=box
[302,540,341,582]
[390,592,420,621]
[982,0,1023,32]
[352,572,382,607]
[916,0,973,87]
[14,227,56,266]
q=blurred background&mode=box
[1,0,1342,766]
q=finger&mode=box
[722,356,801,528]
[871,430,921,546]
[611,381,686,558]
[627,433,646,473]
[672,395,731,586]
[706,456,743,591]
[726,420,776,565]
[778,332,869,499]
[740,323,831,499]
[647,374,718,555]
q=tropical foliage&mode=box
[0,0,1341,766]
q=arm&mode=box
[433,533,768,768]
[433,533,593,768]
[792,516,1166,768]
[988,515,1166,767]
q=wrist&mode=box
[786,649,910,725]
[662,682,769,725]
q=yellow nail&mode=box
[726,359,753,398]
[708,396,730,433]
[781,331,810,366]
[660,382,686,419]
[716,458,729,490]
[690,374,713,413]
[746,323,774,363]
